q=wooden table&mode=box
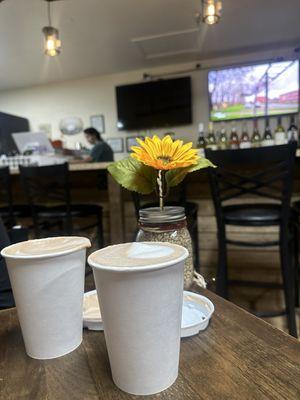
[0,289,299,400]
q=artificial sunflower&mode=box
[107,133,215,210]
[131,135,199,170]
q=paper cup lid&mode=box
[88,242,188,272]
[1,236,91,259]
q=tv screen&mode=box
[208,60,299,121]
[116,77,192,131]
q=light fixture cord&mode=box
[47,1,52,26]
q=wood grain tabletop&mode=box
[0,289,299,400]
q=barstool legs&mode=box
[216,226,228,299]
[279,227,297,338]
[97,211,104,249]
[192,221,200,273]
[293,224,299,308]
[215,222,298,337]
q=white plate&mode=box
[82,290,103,331]
[83,290,214,337]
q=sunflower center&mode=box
[157,156,171,165]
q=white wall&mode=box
[0,45,297,159]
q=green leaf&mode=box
[107,158,156,194]
[166,157,216,188]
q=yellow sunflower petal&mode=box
[144,137,159,158]
[129,134,199,170]
[136,137,144,145]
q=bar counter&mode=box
[9,161,110,174]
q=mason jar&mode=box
[136,206,194,289]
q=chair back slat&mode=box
[219,168,288,202]
[0,167,14,226]
[205,144,297,223]
[19,163,72,237]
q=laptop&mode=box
[12,132,54,155]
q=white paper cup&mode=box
[88,242,188,396]
[1,236,91,359]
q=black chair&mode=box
[0,166,31,228]
[0,217,28,309]
[131,182,200,271]
[205,143,297,337]
[19,163,104,248]
[290,201,300,308]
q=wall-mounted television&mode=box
[208,60,299,121]
[116,77,192,131]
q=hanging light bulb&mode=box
[202,0,222,25]
[43,26,61,56]
[42,0,61,56]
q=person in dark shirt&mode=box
[83,127,114,162]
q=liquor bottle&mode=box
[217,125,228,150]
[197,123,206,156]
[274,116,286,145]
[261,119,274,147]
[239,123,251,149]
[164,131,176,139]
[251,119,261,148]
[206,122,217,151]
[287,115,298,144]
[229,125,239,149]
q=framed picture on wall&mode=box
[106,138,124,153]
[126,136,144,153]
[90,114,105,134]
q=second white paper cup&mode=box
[1,236,91,360]
[88,242,188,396]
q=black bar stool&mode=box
[205,143,297,337]
[291,201,300,307]
[0,217,29,309]
[0,216,14,309]
[131,182,200,272]
[0,166,31,228]
[19,163,104,248]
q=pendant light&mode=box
[202,0,222,25]
[42,0,61,56]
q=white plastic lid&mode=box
[88,242,188,272]
[1,236,91,259]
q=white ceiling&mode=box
[0,0,299,91]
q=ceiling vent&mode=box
[132,29,200,59]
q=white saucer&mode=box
[83,290,214,337]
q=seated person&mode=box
[75,127,114,162]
